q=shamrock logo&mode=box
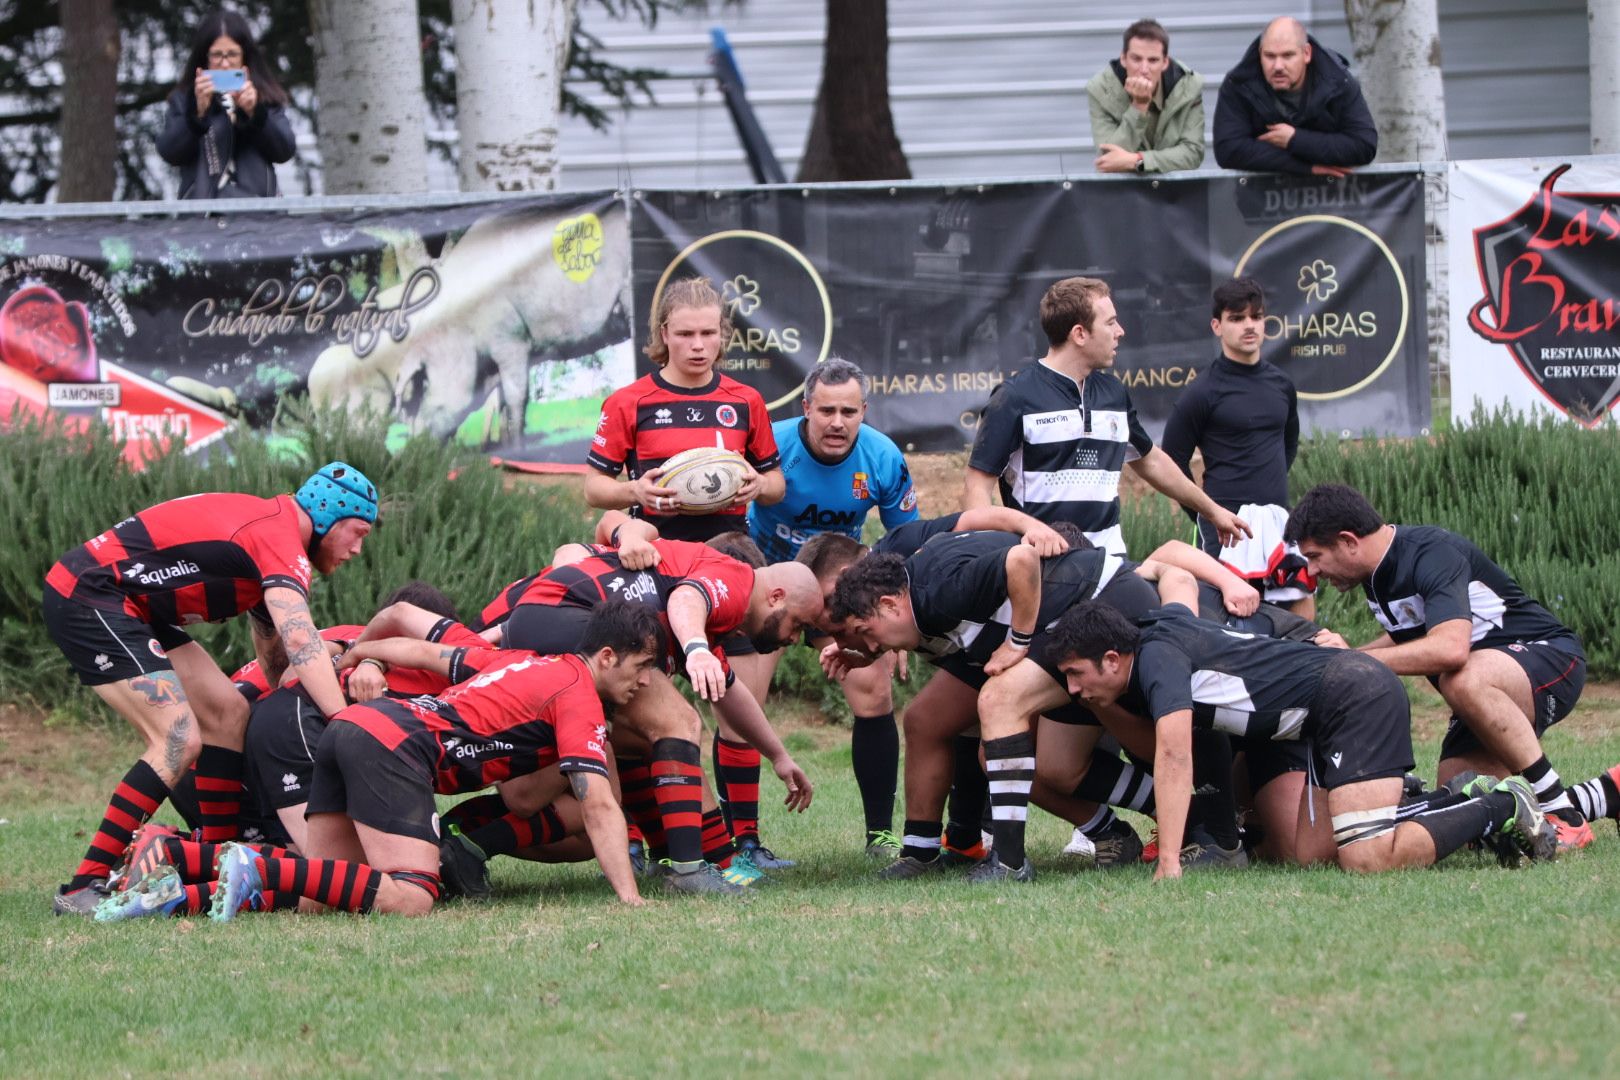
[1297,259,1338,304]
[723,275,761,317]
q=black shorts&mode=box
[244,686,329,814]
[504,603,593,655]
[931,649,1098,727]
[41,588,192,687]
[305,718,440,844]
[1439,638,1586,761]
[1308,651,1414,790]
[1239,737,1312,792]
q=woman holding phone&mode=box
[157,9,295,198]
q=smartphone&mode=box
[207,68,246,92]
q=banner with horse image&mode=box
[0,191,633,467]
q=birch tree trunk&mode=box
[308,0,430,194]
[452,0,577,191]
[56,0,119,202]
[1343,0,1447,162]
[1593,0,1620,154]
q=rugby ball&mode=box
[658,447,749,513]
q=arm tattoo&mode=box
[568,772,591,802]
[267,592,325,668]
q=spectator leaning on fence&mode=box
[1212,16,1377,177]
[1087,18,1206,174]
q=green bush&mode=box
[0,408,587,721]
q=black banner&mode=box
[1,174,1426,468]
[632,172,1428,449]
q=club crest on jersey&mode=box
[716,404,739,428]
[851,471,870,499]
[148,639,166,659]
[900,488,918,512]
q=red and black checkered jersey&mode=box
[46,493,313,626]
[521,538,750,626]
[473,573,538,633]
[230,623,363,700]
[587,370,780,541]
[337,650,609,794]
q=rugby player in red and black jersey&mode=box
[583,276,785,541]
[197,601,664,919]
[497,538,820,894]
[42,462,378,916]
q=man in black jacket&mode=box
[1213,17,1377,176]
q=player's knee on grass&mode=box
[377,870,440,916]
[1330,804,1400,873]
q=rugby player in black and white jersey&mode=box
[826,531,1201,882]
[1049,601,1557,877]
[1286,483,1617,852]
[964,276,1251,557]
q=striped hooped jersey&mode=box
[1363,526,1574,651]
[968,361,1153,555]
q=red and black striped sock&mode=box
[441,793,508,835]
[467,805,567,858]
[177,882,216,915]
[701,806,737,868]
[69,760,169,890]
[713,736,761,841]
[651,738,705,865]
[193,745,244,843]
[254,854,384,913]
[159,836,218,883]
[618,756,666,854]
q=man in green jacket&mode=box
[1087,19,1206,174]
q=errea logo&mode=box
[654,408,674,425]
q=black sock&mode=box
[1522,755,1577,819]
[901,819,942,862]
[1411,790,1512,862]
[851,712,898,837]
[983,731,1035,870]
[945,735,987,850]
[1074,749,1155,814]
[1189,729,1240,849]
[1395,788,1472,821]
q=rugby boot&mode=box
[1139,827,1159,864]
[1443,770,1492,798]
[1401,772,1426,801]
[209,842,264,921]
[1089,817,1144,869]
[111,822,181,893]
[1182,835,1251,871]
[51,880,110,918]
[438,827,492,901]
[1492,777,1558,867]
[735,836,795,870]
[965,854,1035,884]
[937,838,990,868]
[1549,811,1594,854]
[864,830,902,860]
[628,839,649,876]
[661,860,748,897]
[94,866,185,922]
[720,848,775,887]
[876,854,945,880]
[1060,827,1097,861]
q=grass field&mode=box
[3,685,1619,1079]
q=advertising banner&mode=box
[632,171,1428,451]
[0,192,634,466]
[1449,157,1620,426]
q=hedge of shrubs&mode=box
[2,406,1614,724]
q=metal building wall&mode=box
[552,0,1589,190]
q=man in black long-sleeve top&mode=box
[1163,279,1315,619]
[1212,17,1377,177]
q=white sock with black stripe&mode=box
[983,732,1035,869]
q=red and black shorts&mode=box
[305,716,440,844]
[41,587,192,687]
[1440,637,1586,761]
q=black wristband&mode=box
[1008,629,1033,649]
[683,640,711,657]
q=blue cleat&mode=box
[94,866,185,922]
[209,843,263,922]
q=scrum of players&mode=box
[48,274,1620,922]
